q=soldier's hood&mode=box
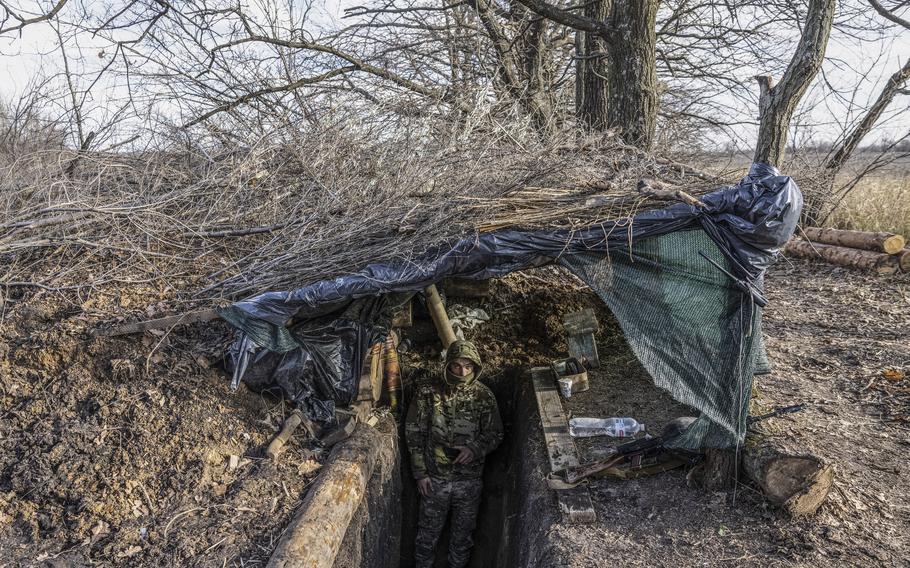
[445,340,483,385]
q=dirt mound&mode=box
[0,292,320,567]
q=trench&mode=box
[394,366,537,568]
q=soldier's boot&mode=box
[447,478,483,568]
[414,480,451,568]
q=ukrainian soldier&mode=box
[405,340,503,568]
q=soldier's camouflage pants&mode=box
[414,477,483,568]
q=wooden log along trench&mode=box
[267,421,388,568]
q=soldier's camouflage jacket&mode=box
[405,340,503,481]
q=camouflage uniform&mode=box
[405,340,503,568]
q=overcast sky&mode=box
[1,0,907,151]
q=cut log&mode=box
[784,239,899,274]
[742,434,833,516]
[802,227,905,254]
[899,249,910,272]
[267,422,385,568]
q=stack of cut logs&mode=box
[785,227,910,275]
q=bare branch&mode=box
[183,66,359,127]
[825,57,910,173]
[0,0,68,35]
[510,0,613,38]
[867,0,910,29]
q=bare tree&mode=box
[753,0,837,166]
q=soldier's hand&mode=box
[453,446,475,465]
[417,477,433,496]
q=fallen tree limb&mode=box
[92,309,220,337]
[784,239,900,274]
[802,227,906,254]
[636,179,706,208]
[267,422,385,568]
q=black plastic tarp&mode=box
[219,163,801,431]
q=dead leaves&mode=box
[881,368,905,382]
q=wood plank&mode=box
[532,368,579,471]
[563,309,600,368]
[530,367,596,524]
[92,309,219,337]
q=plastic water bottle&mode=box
[569,417,645,438]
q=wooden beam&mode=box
[530,367,596,524]
[92,309,220,337]
[424,284,457,348]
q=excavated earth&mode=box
[1,260,908,567]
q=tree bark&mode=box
[575,0,611,132]
[753,0,836,166]
[743,433,833,516]
[899,249,910,273]
[702,449,737,491]
[515,0,657,149]
[606,0,657,150]
[785,239,901,274]
[802,227,906,254]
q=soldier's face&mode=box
[448,358,475,377]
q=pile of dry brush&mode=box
[0,114,729,312]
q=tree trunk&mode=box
[785,239,900,274]
[606,0,657,149]
[743,433,833,516]
[802,227,906,254]
[753,0,835,166]
[575,0,611,132]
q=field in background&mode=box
[828,165,910,237]
[693,151,909,237]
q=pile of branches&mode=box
[0,112,728,308]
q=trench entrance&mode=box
[389,271,610,568]
[396,365,532,568]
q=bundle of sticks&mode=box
[784,227,910,274]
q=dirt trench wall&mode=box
[333,417,402,568]
[504,375,560,568]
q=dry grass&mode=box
[826,169,910,238]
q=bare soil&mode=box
[1,259,908,567]
[0,294,323,567]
